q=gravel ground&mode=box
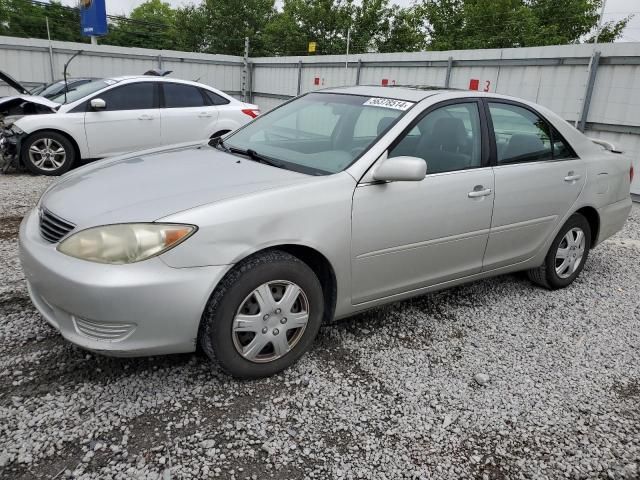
[0,172,639,480]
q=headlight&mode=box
[57,223,197,264]
[10,125,23,135]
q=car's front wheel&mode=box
[528,213,591,289]
[22,131,76,176]
[199,250,324,378]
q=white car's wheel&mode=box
[22,131,75,176]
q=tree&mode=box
[417,0,631,50]
[105,0,178,50]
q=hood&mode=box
[0,70,29,95]
[41,144,310,226]
[0,95,60,110]
[0,96,59,126]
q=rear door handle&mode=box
[198,112,214,118]
[564,172,582,182]
[138,114,154,120]
[468,187,492,198]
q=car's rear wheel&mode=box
[22,131,75,176]
[527,213,591,289]
[199,250,324,378]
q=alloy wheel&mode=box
[28,138,66,172]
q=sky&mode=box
[63,0,640,43]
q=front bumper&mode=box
[19,209,229,357]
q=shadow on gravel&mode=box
[0,215,23,240]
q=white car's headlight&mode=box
[10,125,24,135]
[57,223,197,264]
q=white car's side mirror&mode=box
[90,98,106,110]
[373,156,427,182]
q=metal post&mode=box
[157,55,163,69]
[241,37,249,102]
[355,59,362,86]
[578,50,601,133]
[444,56,453,88]
[345,27,350,85]
[45,17,55,82]
[248,62,254,104]
[296,60,303,96]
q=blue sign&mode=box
[80,0,108,37]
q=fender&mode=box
[13,114,90,159]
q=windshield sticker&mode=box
[363,97,413,110]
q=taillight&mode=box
[242,108,260,119]
[631,165,634,183]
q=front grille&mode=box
[39,208,75,243]
[73,316,136,342]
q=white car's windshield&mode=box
[223,93,415,175]
[51,79,119,104]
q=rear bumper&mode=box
[595,196,632,246]
[19,208,229,357]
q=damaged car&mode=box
[1,72,259,175]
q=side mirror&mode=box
[90,98,106,110]
[372,156,427,182]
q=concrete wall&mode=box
[0,36,244,98]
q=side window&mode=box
[163,83,207,108]
[97,83,157,111]
[552,127,574,159]
[489,103,552,164]
[389,102,482,174]
[202,89,230,106]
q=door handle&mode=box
[198,112,213,118]
[138,114,154,120]
[564,172,582,182]
[468,187,492,198]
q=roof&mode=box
[320,85,452,102]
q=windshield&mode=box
[50,79,117,104]
[224,92,414,175]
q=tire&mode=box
[527,213,591,290]
[199,250,324,379]
[22,130,76,176]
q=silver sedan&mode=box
[19,86,634,378]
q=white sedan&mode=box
[0,76,259,175]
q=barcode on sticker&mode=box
[363,98,413,111]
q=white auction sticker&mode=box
[363,97,413,111]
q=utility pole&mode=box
[242,37,249,102]
[45,17,55,82]
[345,27,351,86]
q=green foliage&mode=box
[0,0,631,55]
[418,0,631,50]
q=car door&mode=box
[351,99,495,305]
[84,81,161,158]
[482,100,587,270]
[160,82,219,145]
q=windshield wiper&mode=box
[210,136,230,152]
[230,146,283,168]
[211,137,284,168]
